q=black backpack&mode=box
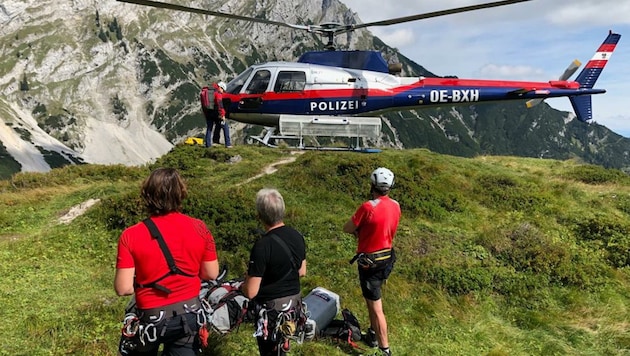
[320,308,362,347]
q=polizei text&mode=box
[310,100,360,112]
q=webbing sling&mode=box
[271,234,299,271]
[135,218,196,295]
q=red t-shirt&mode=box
[116,212,218,309]
[213,90,226,117]
[351,195,401,253]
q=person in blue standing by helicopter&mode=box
[200,81,232,148]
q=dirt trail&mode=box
[56,152,304,224]
[236,151,304,186]
[57,198,100,224]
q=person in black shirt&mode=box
[242,188,307,356]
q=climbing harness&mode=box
[253,294,308,354]
[350,248,394,269]
[119,219,205,354]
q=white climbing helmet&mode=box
[370,167,394,192]
[218,81,227,91]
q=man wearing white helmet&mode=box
[200,81,232,148]
[343,167,400,356]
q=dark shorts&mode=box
[358,254,395,301]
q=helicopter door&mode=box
[238,69,272,110]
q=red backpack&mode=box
[200,86,214,110]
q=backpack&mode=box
[200,86,214,110]
[199,277,251,335]
[320,308,362,347]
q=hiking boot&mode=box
[379,347,392,356]
[363,327,378,348]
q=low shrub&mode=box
[565,165,629,185]
[474,174,548,212]
[571,215,630,268]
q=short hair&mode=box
[256,188,285,226]
[141,168,187,216]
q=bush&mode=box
[491,269,550,308]
[9,164,145,189]
[474,174,548,212]
[572,215,630,268]
[421,265,494,295]
[565,165,629,185]
[184,188,258,254]
[98,191,146,231]
[477,222,611,290]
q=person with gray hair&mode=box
[255,188,285,226]
[242,188,307,356]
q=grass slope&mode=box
[0,145,629,356]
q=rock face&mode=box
[0,0,371,173]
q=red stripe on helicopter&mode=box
[598,44,617,52]
[234,77,574,102]
[585,60,608,69]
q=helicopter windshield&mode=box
[225,68,253,94]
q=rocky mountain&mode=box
[1,0,629,179]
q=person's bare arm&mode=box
[298,259,307,277]
[242,275,262,299]
[114,268,135,296]
[200,260,220,280]
[343,219,358,235]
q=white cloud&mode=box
[544,1,630,26]
[479,64,546,81]
[342,0,630,137]
[371,28,415,49]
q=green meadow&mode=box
[1,144,629,356]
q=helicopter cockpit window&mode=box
[226,68,252,94]
[274,71,306,93]
[246,70,271,94]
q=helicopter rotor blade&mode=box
[559,59,582,81]
[526,59,582,108]
[117,0,532,49]
[342,0,532,34]
[116,0,310,31]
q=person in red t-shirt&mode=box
[115,168,219,356]
[343,167,400,356]
[201,81,231,148]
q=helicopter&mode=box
[117,0,621,150]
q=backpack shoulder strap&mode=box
[256,234,300,292]
[270,233,299,270]
[143,218,178,272]
[135,218,195,294]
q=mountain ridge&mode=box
[1,0,629,179]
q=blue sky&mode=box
[342,0,630,137]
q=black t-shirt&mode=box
[247,225,306,302]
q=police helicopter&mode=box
[117,0,621,150]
